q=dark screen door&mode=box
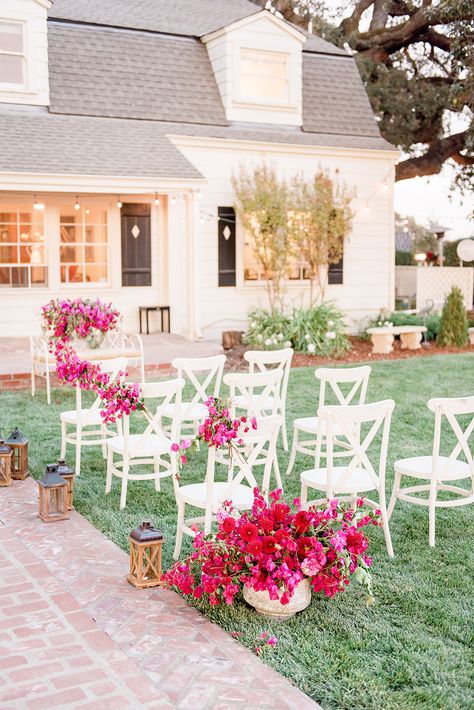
[121,203,151,287]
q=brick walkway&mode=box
[0,479,319,709]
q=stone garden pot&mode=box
[243,578,311,621]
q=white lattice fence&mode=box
[416,267,474,311]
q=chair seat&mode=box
[60,409,105,426]
[301,466,377,494]
[294,416,343,436]
[233,394,276,412]
[162,401,208,421]
[178,482,254,509]
[107,434,171,457]
[394,456,471,481]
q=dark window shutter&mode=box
[121,204,151,287]
[218,206,236,287]
[328,255,343,285]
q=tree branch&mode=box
[395,130,471,180]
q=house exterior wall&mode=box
[171,136,396,339]
[0,0,50,106]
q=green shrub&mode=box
[245,302,350,357]
[364,311,441,341]
[395,250,414,265]
[437,287,468,347]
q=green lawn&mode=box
[2,354,474,710]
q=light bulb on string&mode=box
[364,202,370,212]
[199,215,205,224]
[117,196,123,209]
[171,195,176,205]
[74,196,80,211]
[33,194,45,211]
[196,189,202,200]
[154,193,160,206]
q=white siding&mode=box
[0,0,50,106]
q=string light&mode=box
[196,189,202,200]
[74,196,80,211]
[116,196,123,209]
[171,195,176,205]
[33,194,45,211]
[364,202,370,212]
[154,193,160,206]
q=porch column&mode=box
[167,194,183,335]
[185,191,202,340]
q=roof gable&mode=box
[202,10,306,44]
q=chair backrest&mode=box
[317,399,395,497]
[122,378,185,458]
[172,414,282,508]
[244,348,293,409]
[75,356,128,413]
[316,365,371,409]
[427,396,474,479]
[172,355,226,413]
[223,369,283,418]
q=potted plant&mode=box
[164,488,380,620]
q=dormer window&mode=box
[0,21,25,87]
[239,48,289,106]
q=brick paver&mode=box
[0,479,319,709]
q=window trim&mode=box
[0,19,26,91]
[59,208,110,287]
[236,47,291,109]
[0,204,48,290]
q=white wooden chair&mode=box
[60,357,128,476]
[31,331,144,404]
[389,395,474,547]
[300,399,395,557]
[239,348,293,450]
[172,415,281,559]
[286,365,371,476]
[106,378,185,509]
[162,355,226,435]
[224,369,284,489]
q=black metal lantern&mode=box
[0,437,12,487]
[128,521,164,589]
[38,464,68,523]
[57,459,75,511]
[6,427,29,480]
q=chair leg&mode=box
[31,366,36,397]
[300,482,308,508]
[173,501,185,560]
[120,461,129,510]
[154,457,161,492]
[273,455,283,492]
[204,504,212,534]
[105,448,113,494]
[379,487,394,558]
[101,425,107,459]
[75,426,81,477]
[46,367,51,406]
[428,481,437,547]
[286,426,298,476]
[387,472,402,520]
[60,420,67,459]
[281,407,288,452]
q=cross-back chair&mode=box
[106,378,185,509]
[286,365,371,476]
[172,414,281,559]
[300,398,395,557]
[389,395,474,546]
[60,356,128,476]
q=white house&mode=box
[0,0,397,339]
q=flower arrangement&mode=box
[164,488,380,608]
[41,298,120,342]
[172,396,257,466]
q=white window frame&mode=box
[234,45,297,111]
[59,207,110,288]
[0,19,27,91]
[0,204,48,290]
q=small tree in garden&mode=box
[290,170,354,302]
[232,164,292,311]
[437,287,468,347]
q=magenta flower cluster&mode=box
[41,298,120,340]
[164,489,380,607]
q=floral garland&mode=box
[41,298,120,341]
[164,489,380,606]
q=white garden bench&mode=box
[30,331,144,404]
[367,325,427,354]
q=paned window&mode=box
[0,205,47,288]
[60,206,108,284]
[0,21,25,85]
[239,48,289,104]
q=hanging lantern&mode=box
[128,520,164,589]
[0,438,13,487]
[5,427,29,480]
[57,459,75,511]
[38,464,68,523]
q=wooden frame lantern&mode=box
[57,459,75,511]
[6,427,29,480]
[0,438,13,487]
[128,520,164,589]
[38,464,68,523]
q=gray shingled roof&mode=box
[48,0,346,56]
[48,23,228,125]
[302,55,380,137]
[0,108,203,179]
